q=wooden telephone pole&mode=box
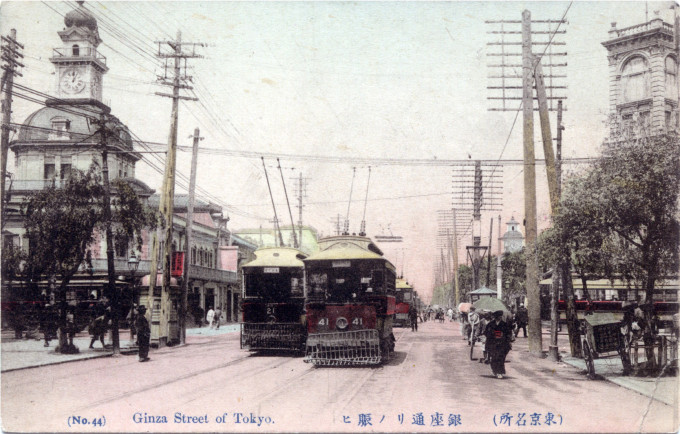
[486,10,567,357]
[147,31,203,346]
[1,29,23,225]
[180,128,202,345]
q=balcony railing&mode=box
[609,19,674,39]
[10,179,67,191]
[187,264,238,284]
[51,47,107,65]
[88,259,237,284]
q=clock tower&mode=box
[49,1,107,104]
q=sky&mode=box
[1,0,676,302]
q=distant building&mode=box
[3,3,154,310]
[501,217,523,253]
[602,12,678,136]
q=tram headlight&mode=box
[336,317,349,330]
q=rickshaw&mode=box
[579,312,631,379]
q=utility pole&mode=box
[452,210,459,306]
[496,215,503,299]
[96,114,120,355]
[522,10,542,356]
[149,30,203,346]
[1,29,23,225]
[293,173,307,249]
[180,128,202,345]
[486,218,493,287]
[548,100,565,361]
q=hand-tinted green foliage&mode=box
[548,134,680,301]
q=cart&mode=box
[579,313,631,379]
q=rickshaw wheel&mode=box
[583,340,596,379]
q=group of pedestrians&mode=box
[460,306,516,379]
[206,306,222,329]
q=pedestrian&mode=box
[213,306,222,329]
[515,303,528,338]
[408,305,418,332]
[127,304,138,345]
[65,307,77,347]
[447,307,454,322]
[484,310,513,379]
[468,306,480,345]
[206,306,215,329]
[88,312,108,349]
[135,305,150,362]
[40,303,58,347]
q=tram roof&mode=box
[304,235,388,263]
[396,278,413,290]
[242,247,307,268]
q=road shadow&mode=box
[479,374,515,380]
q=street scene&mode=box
[2,320,676,432]
[1,1,679,432]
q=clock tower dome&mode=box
[49,1,107,104]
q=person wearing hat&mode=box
[515,303,528,338]
[484,310,513,379]
[134,305,151,362]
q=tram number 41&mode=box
[317,318,362,326]
[67,416,106,427]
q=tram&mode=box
[394,278,414,327]
[303,234,397,366]
[240,247,307,353]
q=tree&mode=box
[23,166,158,354]
[545,133,680,362]
[24,167,104,353]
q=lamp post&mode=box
[127,252,140,345]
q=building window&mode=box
[666,56,678,100]
[622,56,650,103]
[72,44,80,56]
[44,163,56,180]
[114,236,128,258]
[60,163,72,180]
[49,117,71,140]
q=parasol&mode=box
[472,297,513,322]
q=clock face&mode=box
[61,68,86,94]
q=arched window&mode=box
[666,56,678,100]
[72,44,80,56]
[621,56,650,102]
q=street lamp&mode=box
[127,252,140,344]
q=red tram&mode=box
[240,247,307,353]
[394,278,414,327]
[303,235,397,366]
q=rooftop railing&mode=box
[51,47,107,65]
[609,19,674,39]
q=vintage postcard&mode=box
[1,1,678,432]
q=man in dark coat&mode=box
[515,304,528,338]
[484,310,513,379]
[135,305,150,362]
[408,305,418,332]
